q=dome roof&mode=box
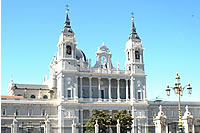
[76,48,86,61]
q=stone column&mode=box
[61,74,65,99]
[126,79,129,101]
[130,77,135,102]
[108,78,112,101]
[58,106,65,133]
[117,79,121,101]
[95,120,99,133]
[182,105,194,133]
[74,76,78,100]
[89,77,92,99]
[143,85,147,101]
[98,78,101,100]
[140,51,143,63]
[117,119,121,133]
[133,50,135,63]
[153,105,168,133]
[80,77,83,99]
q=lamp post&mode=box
[165,72,192,133]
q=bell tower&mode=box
[125,15,147,101]
[125,15,144,74]
[57,8,77,70]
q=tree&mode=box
[85,109,112,133]
[112,110,133,132]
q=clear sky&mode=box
[2,0,200,101]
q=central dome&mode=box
[76,48,86,62]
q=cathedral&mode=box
[1,9,200,133]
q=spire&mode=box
[129,13,140,40]
[63,5,73,33]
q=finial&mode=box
[159,105,162,112]
[117,119,120,124]
[95,120,98,125]
[131,12,134,22]
[185,105,189,112]
[66,4,69,14]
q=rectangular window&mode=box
[28,128,32,133]
[101,90,104,99]
[2,108,6,116]
[28,108,33,116]
[41,109,46,116]
[1,128,6,133]
[67,90,71,98]
[135,51,140,59]
[40,127,44,133]
[16,109,19,115]
[138,92,141,100]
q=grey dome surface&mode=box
[76,48,86,61]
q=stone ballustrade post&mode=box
[11,115,18,133]
[71,119,76,133]
[80,109,83,133]
[153,105,168,133]
[95,120,99,133]
[182,105,195,133]
[45,114,51,133]
[117,119,121,133]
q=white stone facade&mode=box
[1,10,200,133]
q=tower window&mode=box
[135,51,140,59]
[67,90,71,98]
[128,52,130,61]
[16,109,19,115]
[43,95,48,99]
[138,92,141,100]
[41,109,46,116]
[30,95,35,99]
[2,108,6,116]
[66,45,72,55]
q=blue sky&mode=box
[2,0,200,101]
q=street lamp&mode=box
[165,72,192,133]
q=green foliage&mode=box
[112,110,133,132]
[85,109,133,133]
[85,109,112,133]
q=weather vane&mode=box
[66,4,69,11]
[131,12,134,18]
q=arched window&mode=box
[135,51,140,59]
[66,45,72,55]
[30,95,35,99]
[128,52,130,61]
[43,95,48,99]
[17,94,22,96]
